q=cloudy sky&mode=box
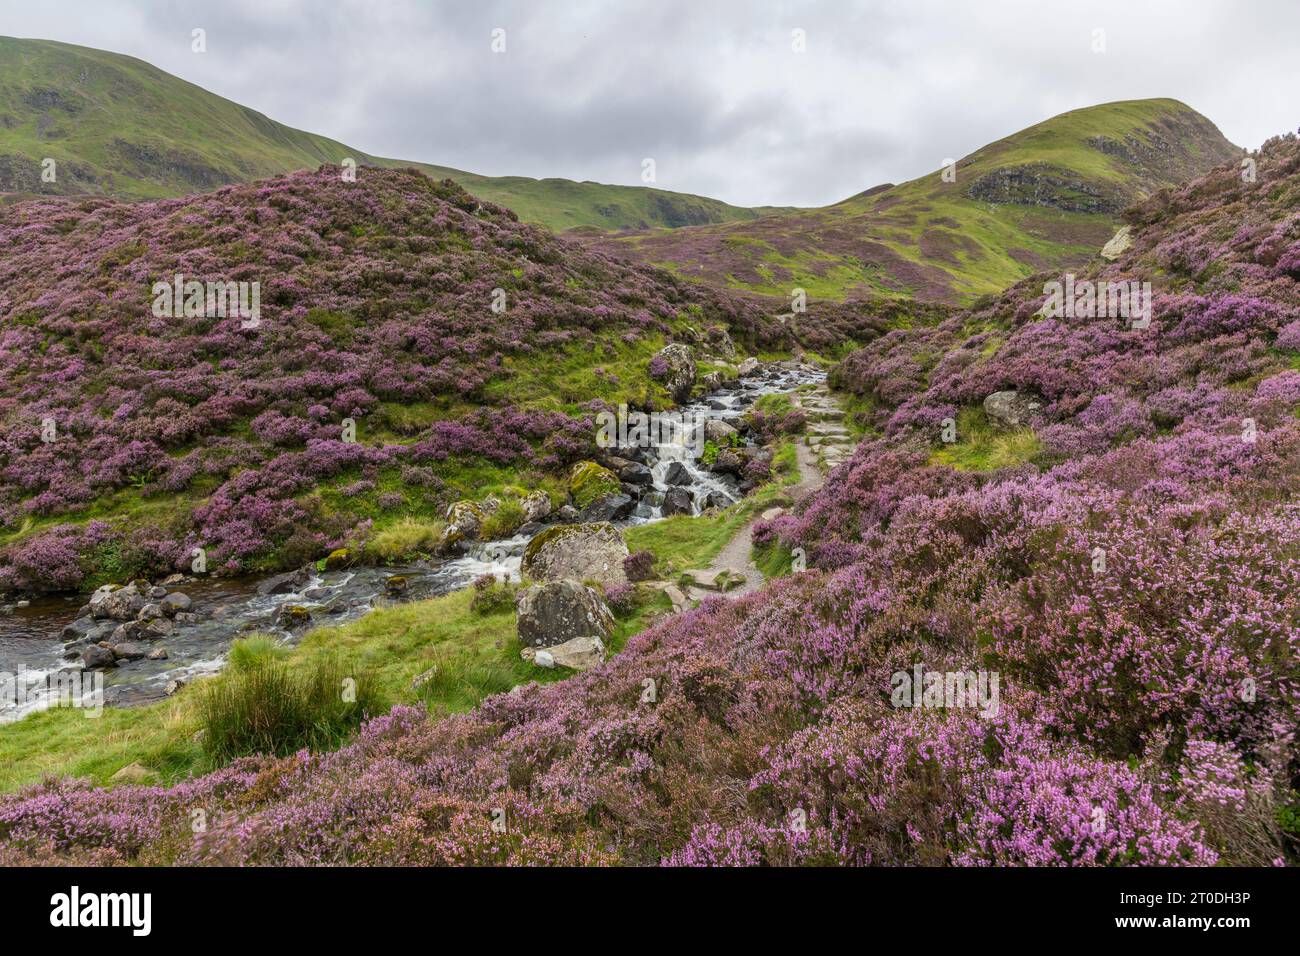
[4,0,1297,206]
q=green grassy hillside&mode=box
[591,99,1241,304]
[0,37,783,229]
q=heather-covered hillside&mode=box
[0,38,782,230]
[4,131,1296,867]
[591,99,1240,304]
[0,165,785,593]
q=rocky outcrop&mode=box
[522,522,629,587]
[983,390,1043,428]
[515,580,615,649]
[1101,225,1133,261]
[655,343,697,403]
[967,163,1125,214]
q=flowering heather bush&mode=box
[0,167,787,592]
[2,138,1298,867]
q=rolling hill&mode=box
[587,99,1241,304]
[0,36,783,229]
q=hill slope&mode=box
[0,37,782,229]
[0,165,785,592]
[589,99,1241,304]
[3,129,1296,867]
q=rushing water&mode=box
[0,364,824,720]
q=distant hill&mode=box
[0,37,784,230]
[587,99,1241,304]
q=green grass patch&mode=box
[929,407,1043,472]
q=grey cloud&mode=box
[3,0,1297,206]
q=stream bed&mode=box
[0,364,824,721]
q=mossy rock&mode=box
[323,548,355,571]
[568,461,621,509]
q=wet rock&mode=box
[159,573,186,587]
[82,645,116,669]
[323,547,355,571]
[174,611,198,625]
[160,592,192,616]
[164,679,184,696]
[111,642,149,661]
[516,521,545,537]
[737,357,760,377]
[147,647,169,661]
[655,343,697,403]
[141,617,175,639]
[522,522,629,587]
[662,461,692,486]
[704,491,736,510]
[385,575,408,597]
[515,579,615,649]
[256,568,310,596]
[700,371,723,391]
[61,616,98,641]
[554,504,579,524]
[617,461,653,485]
[577,493,635,523]
[662,487,694,516]
[276,605,312,629]
[109,621,144,643]
[138,603,164,623]
[983,390,1043,428]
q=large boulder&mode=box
[89,584,145,622]
[661,487,694,516]
[983,390,1043,428]
[655,344,697,403]
[515,580,615,649]
[522,522,629,587]
[159,592,192,616]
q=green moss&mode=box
[568,461,620,509]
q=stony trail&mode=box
[669,382,854,607]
